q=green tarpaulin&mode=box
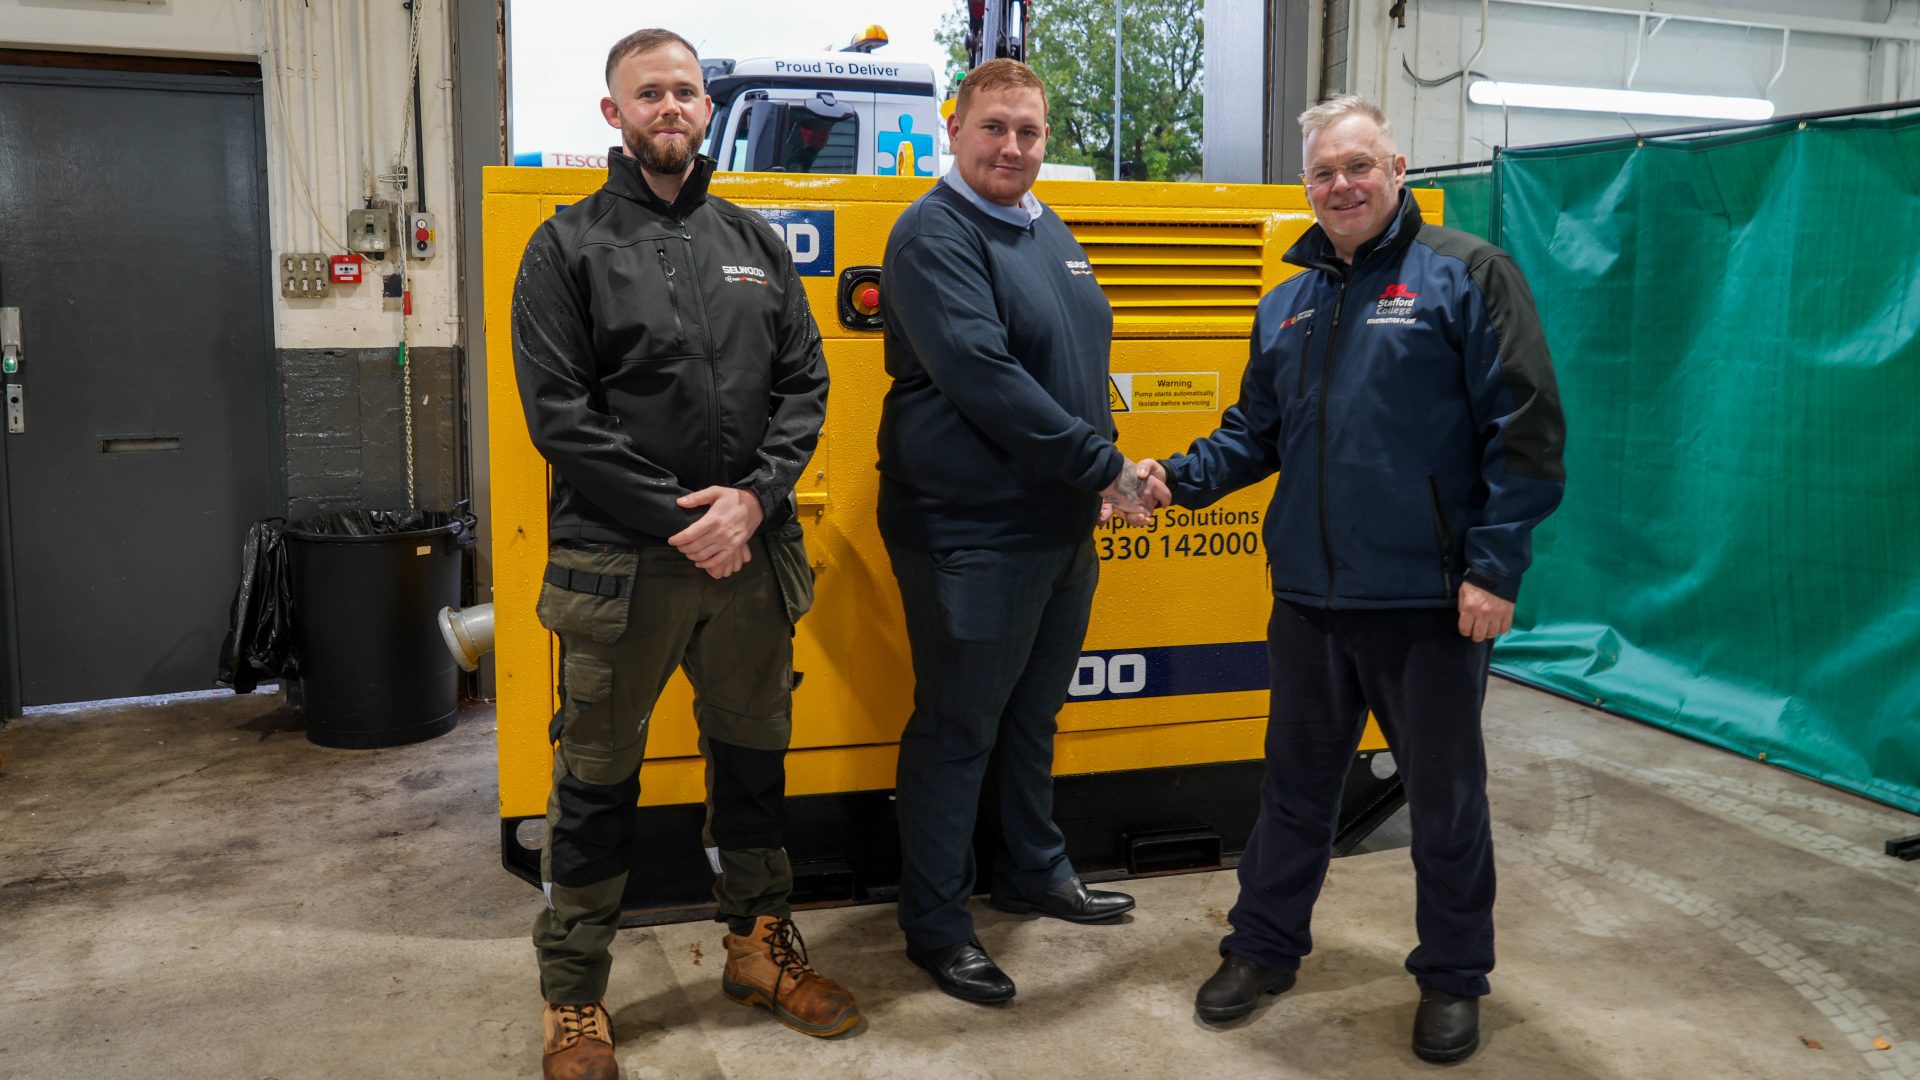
[1473,115,1920,814]
[1413,171,1492,240]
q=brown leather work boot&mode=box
[722,915,862,1037]
[541,1000,616,1080]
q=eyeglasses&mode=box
[1300,155,1390,189]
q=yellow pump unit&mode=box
[483,169,1439,918]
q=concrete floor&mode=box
[1,681,1916,1080]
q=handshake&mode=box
[1099,458,1172,526]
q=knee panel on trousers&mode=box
[547,768,640,888]
[705,738,786,852]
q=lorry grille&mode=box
[1062,218,1268,337]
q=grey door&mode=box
[0,66,276,710]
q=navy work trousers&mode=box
[1224,599,1496,998]
[884,537,1097,952]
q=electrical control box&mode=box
[347,203,395,260]
[279,252,331,299]
[407,210,438,259]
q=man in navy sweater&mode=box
[1143,95,1565,1063]
[875,59,1161,1005]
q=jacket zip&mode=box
[678,223,723,488]
[1427,474,1454,595]
[1316,277,1349,605]
[656,247,686,347]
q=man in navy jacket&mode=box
[1142,95,1565,1064]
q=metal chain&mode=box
[402,354,416,509]
[396,0,425,511]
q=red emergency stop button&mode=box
[836,265,886,330]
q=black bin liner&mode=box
[281,503,476,749]
[217,518,296,694]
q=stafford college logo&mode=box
[1369,283,1418,325]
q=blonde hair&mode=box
[956,58,1049,118]
[1298,94,1394,145]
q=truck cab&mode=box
[700,56,941,178]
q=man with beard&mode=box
[511,28,855,1080]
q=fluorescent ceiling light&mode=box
[1468,80,1776,121]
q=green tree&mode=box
[937,0,1204,181]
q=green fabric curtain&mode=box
[1482,114,1920,814]
[1413,171,1493,239]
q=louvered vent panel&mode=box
[1063,217,1266,337]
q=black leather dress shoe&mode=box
[990,876,1135,922]
[1412,988,1480,1063]
[906,939,1016,1005]
[1194,953,1297,1023]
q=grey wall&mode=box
[279,347,461,522]
[1343,0,1920,169]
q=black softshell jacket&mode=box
[511,152,827,547]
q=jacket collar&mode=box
[603,147,714,218]
[1284,190,1424,277]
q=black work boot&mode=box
[1194,953,1296,1023]
[1412,987,1481,1063]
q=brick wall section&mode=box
[278,346,461,522]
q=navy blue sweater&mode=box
[1166,193,1566,607]
[876,183,1123,550]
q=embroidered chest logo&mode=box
[1065,259,1095,276]
[722,264,769,286]
[1368,283,1418,326]
[1375,284,1417,316]
[1279,308,1315,330]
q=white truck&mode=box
[698,52,943,177]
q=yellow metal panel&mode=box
[484,168,1420,819]
[629,716,1273,807]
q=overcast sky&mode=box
[507,0,953,155]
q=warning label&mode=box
[1109,372,1219,413]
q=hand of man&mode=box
[1457,581,1514,642]
[1100,457,1159,527]
[1135,459,1172,510]
[669,487,763,579]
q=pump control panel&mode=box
[408,211,439,259]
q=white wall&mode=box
[1,0,463,350]
[1339,0,1920,168]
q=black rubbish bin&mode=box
[283,505,476,749]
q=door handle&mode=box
[1,307,19,375]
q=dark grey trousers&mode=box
[884,536,1098,952]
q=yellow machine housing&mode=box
[484,169,1439,916]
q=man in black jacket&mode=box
[510,29,856,1080]
[876,59,1161,1006]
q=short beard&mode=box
[625,122,704,176]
